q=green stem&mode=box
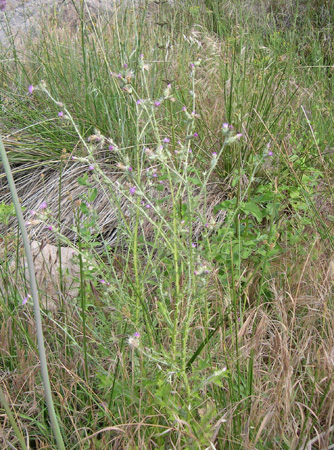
[0,385,28,450]
[75,206,89,381]
[134,107,141,324]
[0,135,65,450]
[170,173,181,359]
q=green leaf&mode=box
[0,202,16,225]
[77,174,91,187]
[241,202,263,223]
[289,188,301,199]
[88,188,98,202]
[188,177,202,187]
[214,198,237,213]
[80,202,89,215]
[157,301,173,327]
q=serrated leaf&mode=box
[157,301,173,327]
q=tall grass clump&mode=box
[0,0,334,448]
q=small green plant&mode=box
[0,201,16,225]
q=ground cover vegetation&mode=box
[0,0,334,448]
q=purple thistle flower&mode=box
[268,150,273,156]
[222,123,229,132]
[136,99,142,104]
[145,204,151,209]
[193,132,198,138]
[58,111,64,117]
[124,63,128,68]
[190,63,195,68]
[108,145,114,151]
[129,187,136,194]
[22,297,28,305]
[192,243,196,248]
[89,165,94,171]
[140,54,144,59]
[163,137,170,143]
[212,152,217,158]
[152,173,158,178]
[39,201,47,209]
[134,332,140,338]
[182,106,187,112]
[128,166,133,172]
[100,279,106,284]
[46,225,53,231]
[155,101,161,107]
[28,85,34,94]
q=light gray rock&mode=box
[0,0,118,48]
[1,240,95,311]
[0,0,176,48]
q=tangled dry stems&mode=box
[0,156,228,257]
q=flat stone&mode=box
[2,240,94,311]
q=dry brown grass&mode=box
[227,240,334,448]
[1,233,334,448]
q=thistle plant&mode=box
[1,0,334,448]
